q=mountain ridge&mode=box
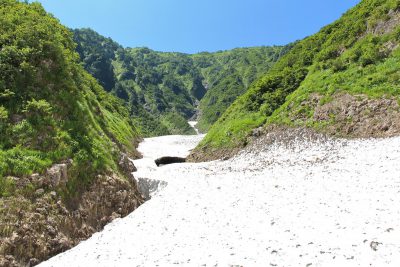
[72,28,290,135]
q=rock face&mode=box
[136,178,168,201]
[27,160,73,189]
[187,146,241,163]
[119,153,137,175]
[310,93,400,138]
[0,162,144,267]
[368,9,400,35]
[46,164,68,187]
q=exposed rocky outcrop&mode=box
[0,158,144,267]
[10,160,74,191]
[309,93,400,138]
[136,178,168,201]
[119,153,137,175]
[189,93,400,162]
[248,125,332,150]
[46,161,71,187]
[187,146,241,163]
[368,9,400,35]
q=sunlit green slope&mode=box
[193,0,400,160]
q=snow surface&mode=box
[188,121,200,135]
[40,134,400,267]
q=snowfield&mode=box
[40,132,400,267]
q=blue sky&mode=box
[36,0,360,54]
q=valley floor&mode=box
[39,131,400,266]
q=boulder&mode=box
[46,164,68,187]
[119,153,137,177]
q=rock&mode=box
[49,235,72,253]
[10,232,19,243]
[30,173,50,187]
[15,178,31,188]
[28,258,40,266]
[100,216,110,226]
[136,177,167,200]
[46,225,57,237]
[46,164,68,187]
[110,212,121,221]
[1,171,143,266]
[35,188,45,196]
[106,176,117,186]
[27,212,40,221]
[39,176,51,187]
[311,93,400,138]
[65,159,73,166]
[251,127,264,137]
[35,207,46,214]
[119,153,137,174]
[58,236,72,251]
[0,255,18,267]
[30,173,40,181]
[370,241,381,251]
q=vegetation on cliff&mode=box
[0,1,143,264]
[0,0,140,196]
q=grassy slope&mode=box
[192,46,291,131]
[0,0,139,197]
[193,0,400,158]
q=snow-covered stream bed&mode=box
[40,133,400,267]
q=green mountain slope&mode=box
[0,0,139,195]
[191,0,400,160]
[72,29,289,135]
[114,47,199,135]
[72,29,173,136]
[0,1,142,264]
[73,28,121,92]
[193,46,292,131]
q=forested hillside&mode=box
[72,29,289,135]
[191,0,400,161]
[0,1,143,265]
[193,46,293,131]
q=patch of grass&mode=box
[0,177,16,198]
[0,148,52,178]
